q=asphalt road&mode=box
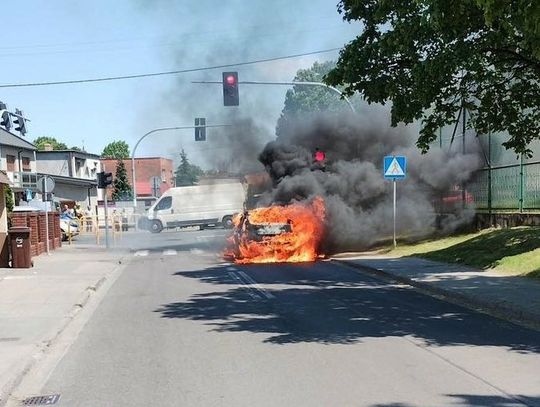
[37,229,540,406]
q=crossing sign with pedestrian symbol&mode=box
[384,156,407,180]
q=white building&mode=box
[0,127,38,204]
[36,147,100,208]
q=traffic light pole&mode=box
[104,191,110,249]
[131,124,232,208]
[192,80,356,113]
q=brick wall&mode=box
[47,213,55,250]
[38,213,46,255]
[8,211,63,259]
[10,212,27,228]
[53,213,61,248]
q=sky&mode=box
[0,0,360,169]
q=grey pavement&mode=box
[0,237,128,405]
[335,255,540,330]
[6,229,539,406]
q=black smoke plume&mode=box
[258,109,482,252]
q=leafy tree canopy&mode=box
[4,185,14,212]
[111,160,133,201]
[276,61,357,136]
[175,149,203,186]
[33,136,68,150]
[325,0,540,156]
[102,140,130,159]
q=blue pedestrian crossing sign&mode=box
[384,156,407,180]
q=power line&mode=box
[0,48,340,89]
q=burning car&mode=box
[224,197,325,264]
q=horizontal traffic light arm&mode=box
[192,80,355,113]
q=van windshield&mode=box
[154,196,172,211]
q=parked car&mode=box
[59,213,79,241]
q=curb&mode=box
[333,259,540,332]
[0,255,127,407]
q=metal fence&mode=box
[468,160,540,212]
[437,121,540,213]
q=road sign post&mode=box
[104,193,110,249]
[383,156,407,248]
[97,172,113,249]
[150,176,162,197]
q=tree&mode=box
[325,0,540,156]
[4,185,14,212]
[70,146,83,152]
[276,61,353,137]
[111,160,133,201]
[101,141,130,159]
[33,136,68,150]
[175,149,203,186]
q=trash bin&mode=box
[9,227,32,268]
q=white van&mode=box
[145,182,246,233]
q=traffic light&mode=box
[0,111,11,131]
[194,117,206,141]
[314,148,326,162]
[13,109,27,136]
[97,172,113,188]
[312,148,326,171]
[222,71,239,106]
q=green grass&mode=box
[385,227,540,277]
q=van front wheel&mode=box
[222,216,234,229]
[149,220,163,233]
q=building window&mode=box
[6,155,15,172]
[22,157,31,172]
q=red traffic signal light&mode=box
[314,149,326,162]
[222,71,239,106]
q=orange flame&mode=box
[224,197,325,264]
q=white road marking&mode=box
[163,249,177,256]
[237,271,275,299]
[190,248,205,255]
[134,250,149,257]
[228,272,261,300]
[226,266,237,271]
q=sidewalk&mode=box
[0,241,128,405]
[334,255,540,331]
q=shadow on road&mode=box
[372,393,540,406]
[154,262,540,352]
